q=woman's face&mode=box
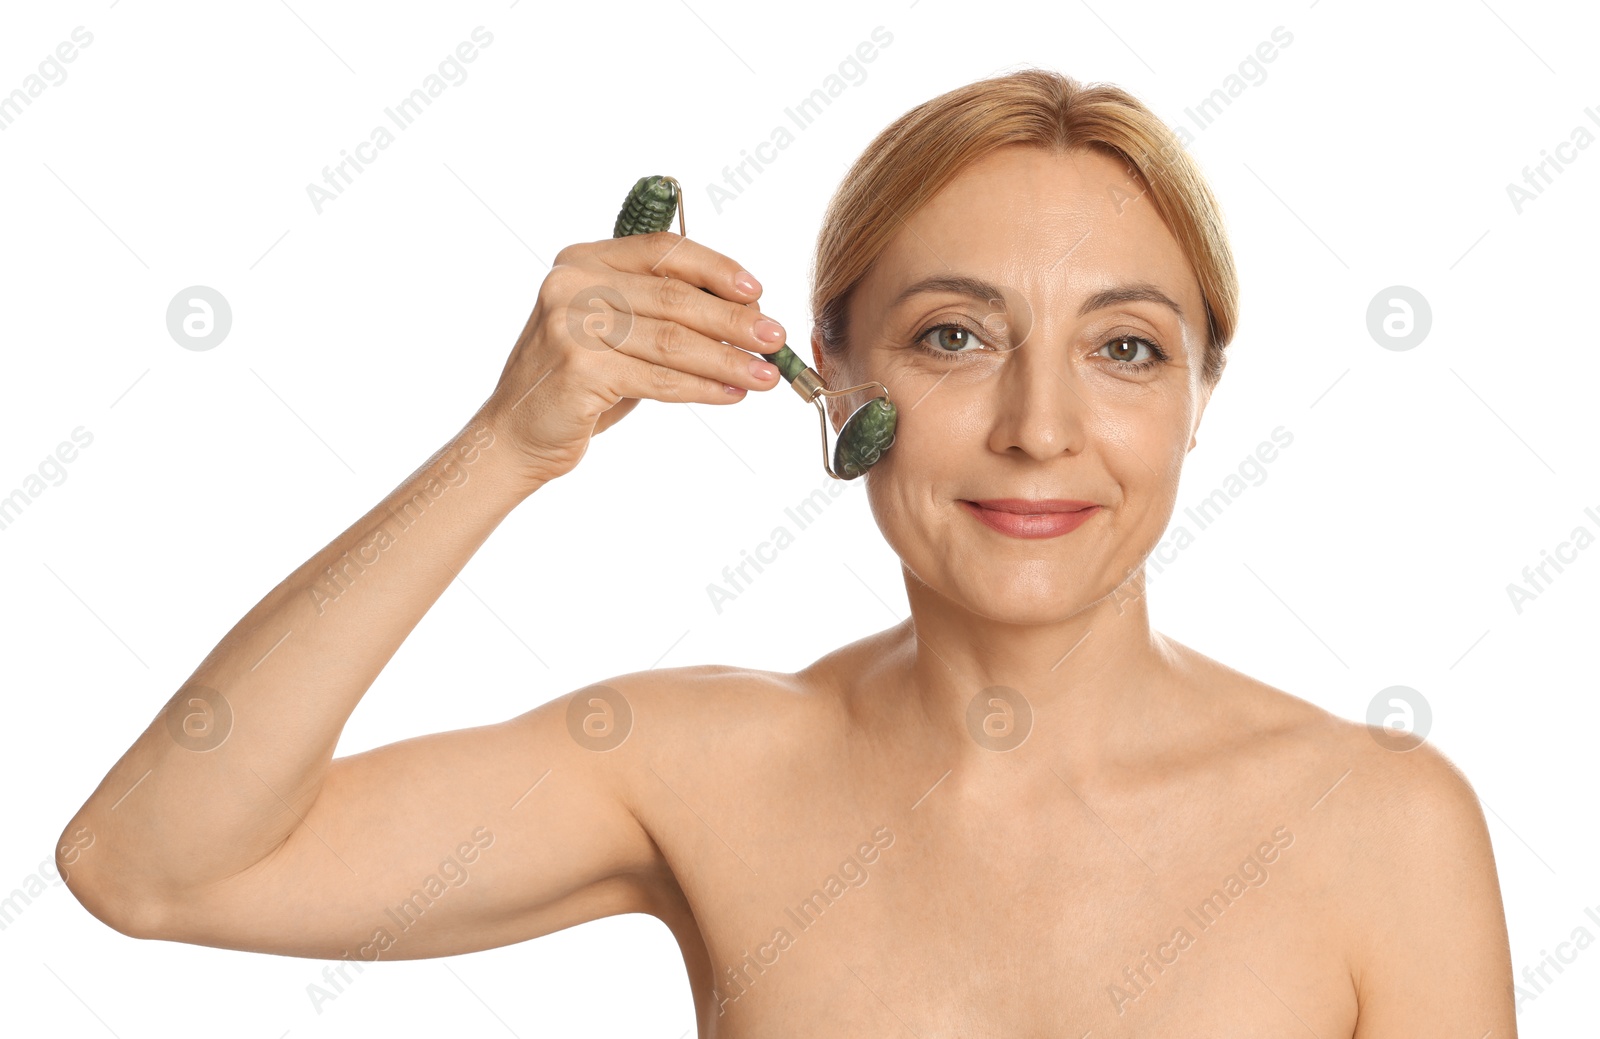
[816,144,1213,624]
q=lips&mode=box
[959,498,1100,539]
[964,498,1097,514]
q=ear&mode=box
[1188,378,1214,453]
[810,327,846,434]
[810,326,828,384]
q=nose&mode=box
[987,338,1087,462]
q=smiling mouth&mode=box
[959,499,1101,539]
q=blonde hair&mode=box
[810,68,1239,385]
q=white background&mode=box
[2,0,1596,1034]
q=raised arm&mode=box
[56,229,787,957]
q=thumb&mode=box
[593,396,642,436]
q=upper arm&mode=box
[148,674,676,961]
[1347,738,1517,1037]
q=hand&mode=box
[477,231,787,487]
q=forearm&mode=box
[61,407,535,911]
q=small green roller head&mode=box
[833,396,897,480]
[613,176,680,238]
[759,342,896,480]
[753,342,896,479]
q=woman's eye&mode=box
[1099,334,1167,369]
[912,322,987,355]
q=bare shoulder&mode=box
[1167,638,1482,810]
[1300,699,1501,911]
[584,623,897,737]
[571,658,837,766]
[1164,638,1496,896]
[1168,639,1511,1025]
[569,634,889,822]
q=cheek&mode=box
[1094,394,1196,537]
[880,377,995,479]
[1098,402,1191,471]
[857,387,995,564]
[858,405,961,544]
[1084,372,1195,451]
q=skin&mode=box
[57,146,1516,1037]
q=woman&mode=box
[58,69,1515,1035]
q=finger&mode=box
[592,231,763,303]
[600,344,753,406]
[609,269,788,360]
[569,307,782,392]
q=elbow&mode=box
[60,865,169,942]
[84,892,167,942]
[55,822,168,942]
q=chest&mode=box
[637,756,1359,1038]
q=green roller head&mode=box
[613,175,680,238]
[833,396,897,480]
[757,344,897,480]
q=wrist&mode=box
[455,405,548,504]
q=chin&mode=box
[933,560,1109,623]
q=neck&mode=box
[863,567,1188,779]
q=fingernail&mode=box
[734,270,760,294]
[755,318,785,342]
[750,359,779,380]
[724,383,745,395]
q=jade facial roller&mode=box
[611,175,897,480]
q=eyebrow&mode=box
[889,273,1185,321]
